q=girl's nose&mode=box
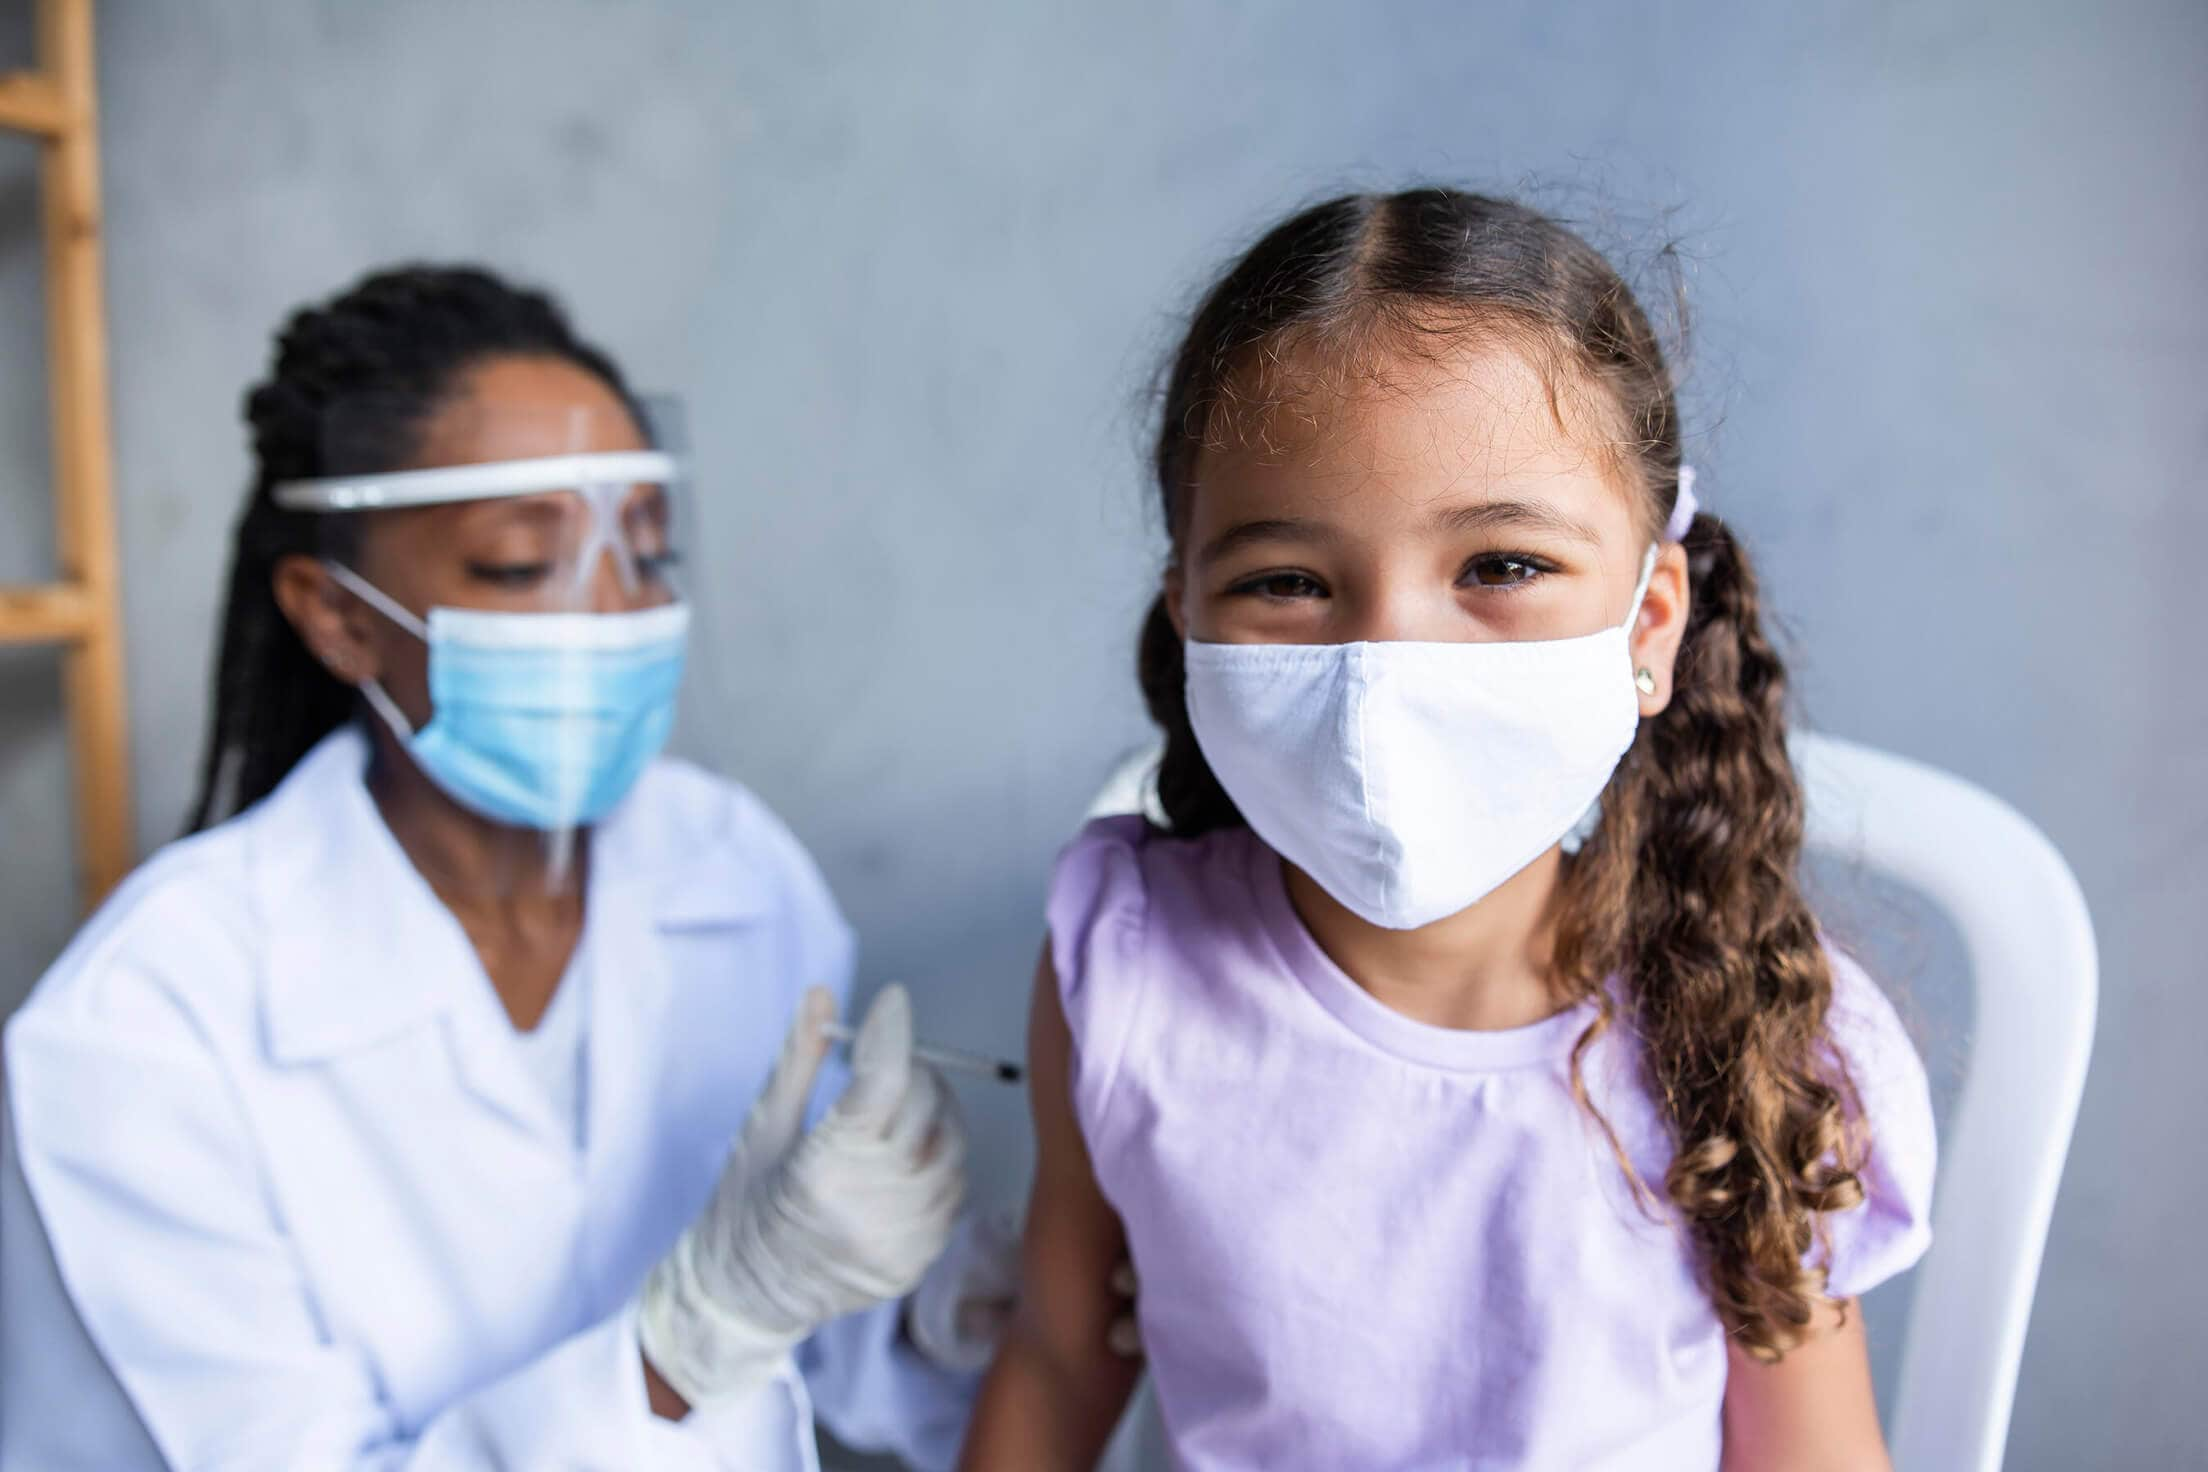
[1348,585,1462,645]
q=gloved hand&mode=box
[906,1207,1147,1373]
[638,983,966,1408]
[905,1206,1022,1373]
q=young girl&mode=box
[961,190,1935,1470]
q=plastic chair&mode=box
[1084,731,2096,1472]
[1793,731,2095,1471]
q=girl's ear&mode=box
[1163,565,1189,642]
[271,555,384,687]
[1631,542,1691,717]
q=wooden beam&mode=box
[0,71,68,137]
[38,0,134,904]
[0,583,94,643]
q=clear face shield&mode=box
[274,393,698,881]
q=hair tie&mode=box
[1664,465,1700,542]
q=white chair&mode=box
[1085,731,2097,1472]
[1793,732,2095,1472]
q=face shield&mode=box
[277,395,692,612]
[272,394,698,875]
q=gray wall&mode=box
[0,1,2200,1465]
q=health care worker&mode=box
[0,267,1021,1469]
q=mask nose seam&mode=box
[1349,643,1394,921]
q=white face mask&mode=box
[1184,546,1657,931]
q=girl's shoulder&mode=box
[1046,817,1270,1137]
[1048,815,1267,968]
[1053,812,1258,904]
[1823,946,1924,1082]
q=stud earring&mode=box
[1634,667,1658,695]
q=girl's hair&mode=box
[1140,189,1863,1360]
[185,265,636,832]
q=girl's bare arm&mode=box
[958,948,1143,1471]
[1721,1298,1892,1472]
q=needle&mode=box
[820,1020,1025,1085]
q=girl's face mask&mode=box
[1184,546,1657,930]
[1171,347,1694,930]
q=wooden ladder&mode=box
[0,0,131,907]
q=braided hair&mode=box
[185,266,636,832]
[1141,190,1863,1360]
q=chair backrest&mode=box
[1791,731,2095,1472]
[1086,731,2096,1472]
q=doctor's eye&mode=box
[1227,570,1329,602]
[1459,553,1553,589]
[466,560,555,589]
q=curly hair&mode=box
[185,265,637,832]
[1138,189,1864,1359]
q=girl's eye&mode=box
[466,561,554,589]
[1230,571,1328,601]
[1461,554,1548,589]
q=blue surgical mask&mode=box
[327,564,689,830]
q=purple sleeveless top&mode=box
[1050,815,1934,1471]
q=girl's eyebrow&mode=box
[1196,500,1600,566]
[1195,516,1342,566]
[1432,499,1602,543]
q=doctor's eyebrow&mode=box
[1429,498,1603,542]
[459,496,579,529]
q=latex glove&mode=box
[906,1206,1021,1372]
[906,1208,1147,1373]
[639,984,966,1408]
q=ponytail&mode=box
[184,495,356,832]
[1554,509,1863,1359]
[1138,593,1239,835]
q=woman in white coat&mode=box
[0,266,1014,1470]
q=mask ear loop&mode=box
[322,561,429,741]
[1622,543,1660,632]
[1626,461,1702,660]
[1568,471,1699,857]
[1559,542,1667,860]
[1624,458,1704,634]
[318,557,595,886]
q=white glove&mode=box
[906,1206,1022,1373]
[906,1208,1148,1373]
[638,984,967,1408]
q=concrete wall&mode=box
[0,1,2199,1464]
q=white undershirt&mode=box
[511,946,590,1149]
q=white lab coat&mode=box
[0,727,976,1471]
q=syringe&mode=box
[821,1020,1025,1085]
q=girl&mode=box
[962,190,1934,1470]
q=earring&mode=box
[1635,667,1658,695]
